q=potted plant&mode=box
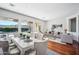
[27,36,30,40]
[23,34,26,39]
[20,33,23,37]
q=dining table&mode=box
[11,37,34,55]
[11,36,48,55]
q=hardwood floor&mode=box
[48,40,76,55]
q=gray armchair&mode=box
[0,41,9,55]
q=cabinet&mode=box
[73,40,79,54]
[67,14,79,54]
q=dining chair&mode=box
[34,40,48,55]
[35,32,44,40]
[0,48,3,55]
[8,41,20,55]
[9,47,20,55]
[0,41,9,55]
[25,48,36,55]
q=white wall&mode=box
[47,17,67,32]
[0,8,46,33]
[47,11,79,32]
[47,11,79,42]
[78,15,79,42]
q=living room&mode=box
[0,3,79,55]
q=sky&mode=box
[0,20,17,25]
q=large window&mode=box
[21,28,31,33]
[0,20,18,32]
[0,28,18,32]
[0,20,31,33]
[0,16,31,33]
[69,17,76,32]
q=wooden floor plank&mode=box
[48,40,76,55]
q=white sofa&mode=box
[61,34,74,44]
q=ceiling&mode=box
[0,3,79,21]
